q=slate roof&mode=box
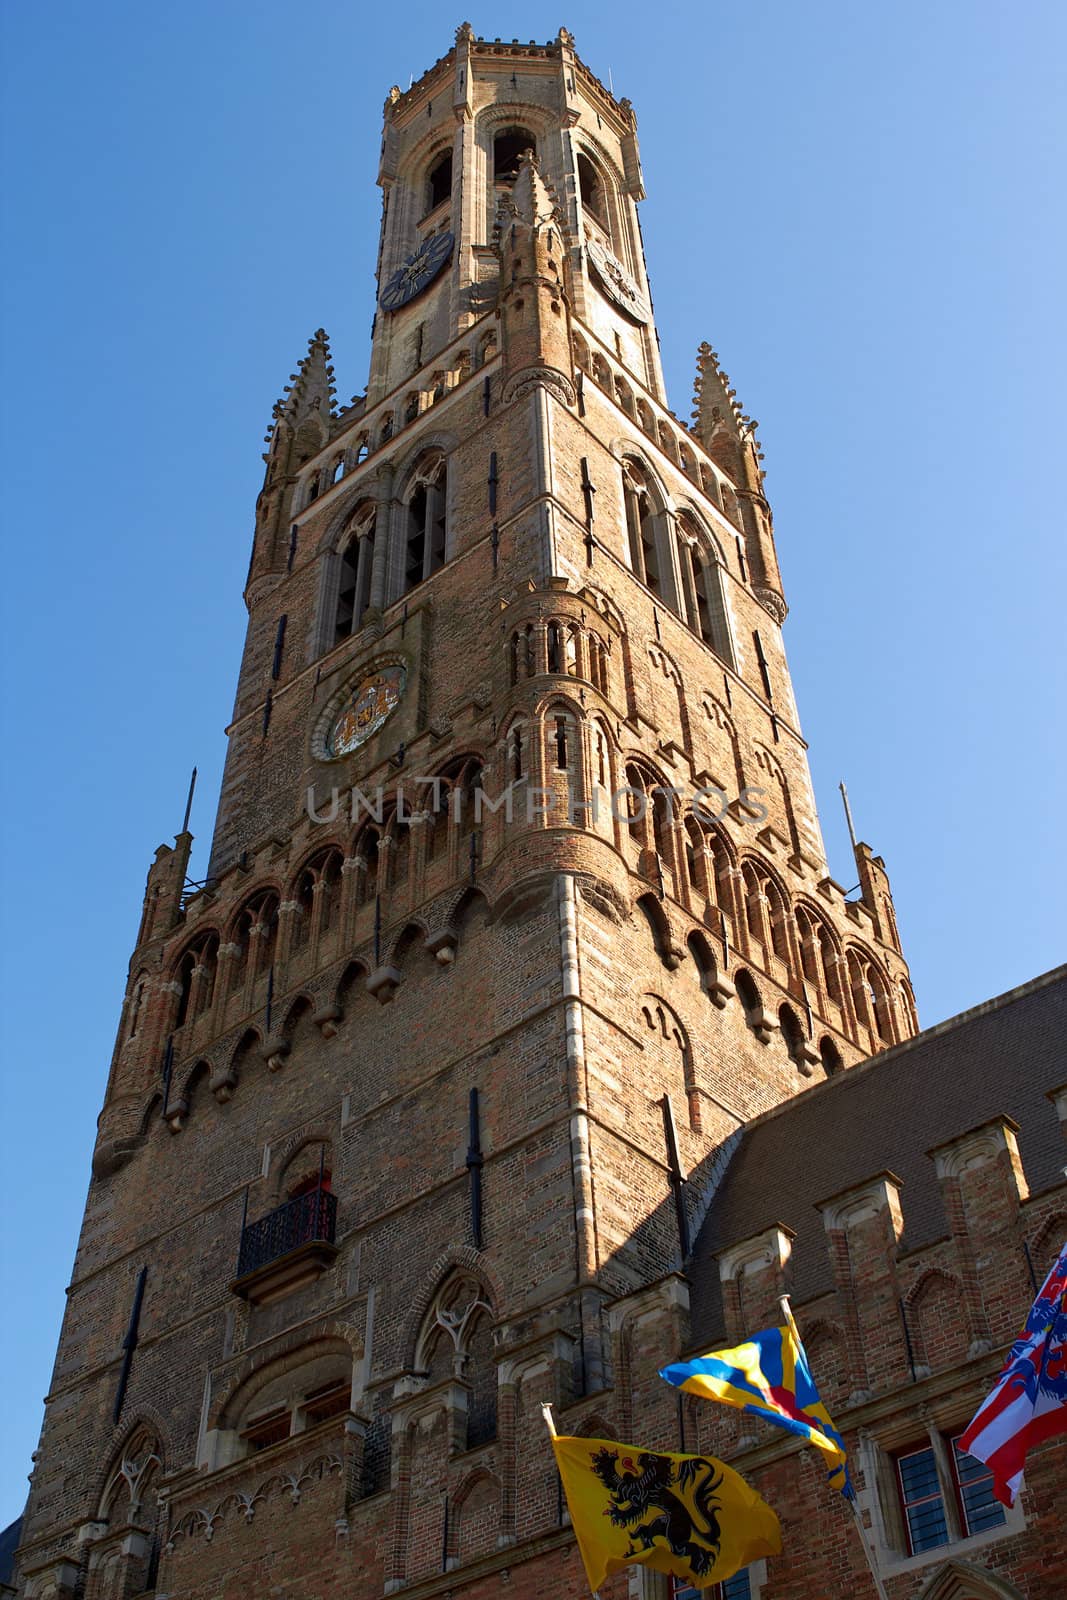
[688,966,1067,1344]
[0,1516,22,1591]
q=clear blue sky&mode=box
[1,0,1064,1525]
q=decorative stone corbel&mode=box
[706,973,735,1009]
[424,929,458,965]
[260,1035,290,1073]
[313,1001,342,1038]
[209,1063,237,1102]
[165,1097,189,1134]
[366,965,403,1004]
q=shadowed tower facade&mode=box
[15,25,915,1600]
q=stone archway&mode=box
[917,1559,1026,1600]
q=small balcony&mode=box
[231,1186,338,1305]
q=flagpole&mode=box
[542,1405,603,1600]
[778,1297,890,1600]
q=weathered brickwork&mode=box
[16,23,1063,1600]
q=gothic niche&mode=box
[85,1430,164,1600]
[416,1273,498,1449]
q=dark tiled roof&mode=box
[689,967,1067,1343]
[0,1516,22,1588]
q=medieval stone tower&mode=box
[15,26,916,1600]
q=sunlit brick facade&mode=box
[15,24,1064,1600]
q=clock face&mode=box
[325,665,406,758]
[586,239,650,324]
[379,231,454,312]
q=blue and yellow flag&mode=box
[659,1317,851,1495]
[551,1434,780,1592]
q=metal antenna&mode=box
[181,767,198,834]
[839,781,858,853]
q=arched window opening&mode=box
[355,829,380,906]
[577,153,607,229]
[464,1307,497,1447]
[623,465,660,595]
[426,776,452,862]
[230,1343,353,1458]
[523,622,535,676]
[494,128,535,185]
[254,895,279,978]
[291,869,315,953]
[565,625,579,675]
[175,949,196,1029]
[819,923,844,1006]
[679,513,734,666]
[797,908,821,986]
[701,464,720,507]
[229,909,253,993]
[651,785,672,861]
[820,1037,843,1076]
[306,473,320,506]
[508,631,520,686]
[354,435,369,465]
[899,980,918,1035]
[624,763,649,847]
[683,818,705,895]
[404,457,447,593]
[320,852,343,936]
[767,880,791,966]
[175,934,219,1028]
[869,965,894,1044]
[427,149,453,212]
[461,763,484,844]
[511,725,525,782]
[742,864,763,944]
[416,1273,497,1446]
[547,621,563,673]
[553,714,569,771]
[404,390,420,424]
[593,723,609,788]
[331,456,345,485]
[334,512,376,644]
[735,968,762,1026]
[389,814,412,887]
[779,1004,806,1067]
[127,976,146,1040]
[379,414,393,446]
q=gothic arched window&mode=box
[493,127,535,185]
[622,459,681,614]
[577,151,609,233]
[415,1273,497,1451]
[403,454,447,594]
[426,149,453,212]
[334,506,376,644]
[678,511,735,667]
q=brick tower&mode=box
[16,25,916,1599]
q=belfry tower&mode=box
[16,26,916,1600]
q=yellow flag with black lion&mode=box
[552,1434,781,1592]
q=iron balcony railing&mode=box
[236,1187,337,1279]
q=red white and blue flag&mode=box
[958,1240,1067,1505]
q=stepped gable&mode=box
[689,965,1067,1340]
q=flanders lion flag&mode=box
[551,1434,781,1592]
